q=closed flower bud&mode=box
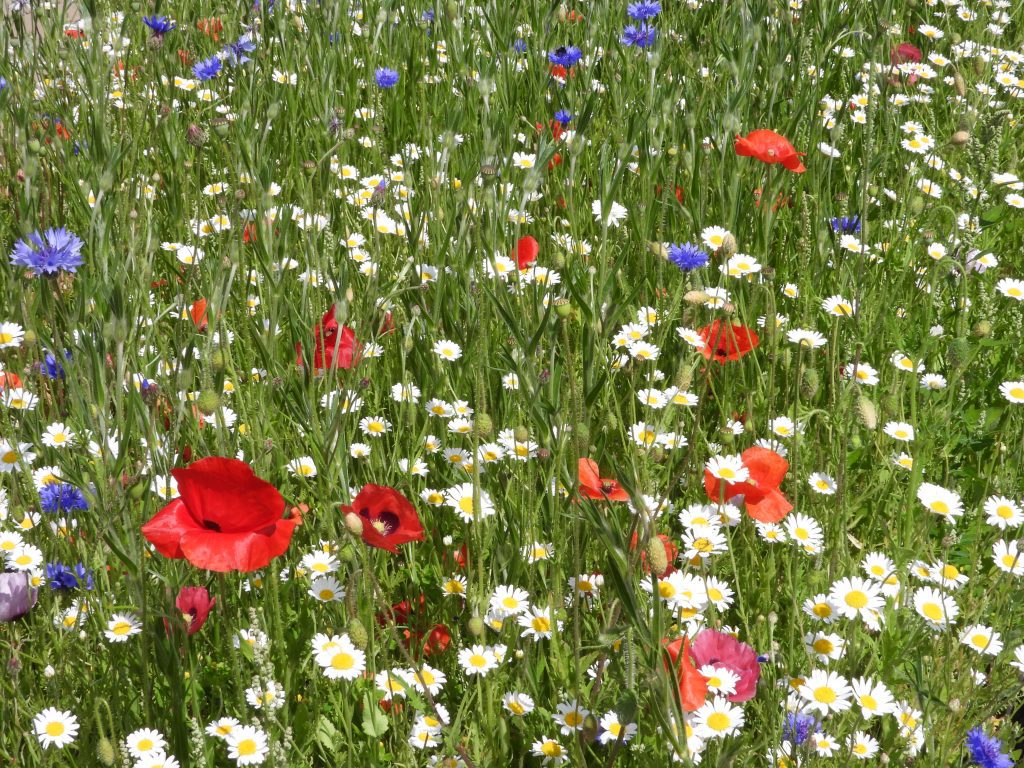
[344,512,363,537]
[683,290,709,305]
[580,713,599,742]
[856,395,877,430]
[467,616,485,638]
[186,124,208,148]
[950,129,969,146]
[909,196,925,214]
[513,425,530,443]
[644,537,669,576]
[674,364,692,391]
[647,241,669,259]
[946,337,971,369]
[27,138,42,155]
[347,618,369,649]
[196,389,221,416]
[953,71,967,98]
[972,319,992,338]
[800,368,820,400]
[96,737,117,766]
[473,413,493,439]
[22,329,37,345]
[554,298,572,318]
[209,348,228,373]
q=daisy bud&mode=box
[856,395,877,430]
[344,512,363,537]
[644,537,669,577]
[950,130,969,146]
[196,389,221,416]
[96,737,116,766]
[467,616,485,638]
[347,618,369,649]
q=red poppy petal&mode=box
[141,498,200,558]
[746,488,793,523]
[179,518,298,572]
[578,458,601,489]
[173,457,285,533]
[741,446,788,488]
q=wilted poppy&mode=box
[342,484,424,554]
[515,236,539,270]
[891,42,922,64]
[296,304,359,371]
[735,129,806,173]
[698,320,760,363]
[690,628,760,702]
[664,637,709,711]
[578,458,629,501]
[176,586,216,635]
[704,446,793,523]
[141,457,298,572]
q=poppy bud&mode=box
[800,368,820,400]
[266,102,281,121]
[856,395,877,430]
[683,290,709,305]
[96,737,116,766]
[196,389,221,416]
[209,348,228,373]
[128,480,147,500]
[347,618,369,649]
[972,320,992,338]
[473,413,493,439]
[674,364,692,391]
[513,425,530,443]
[344,512,363,537]
[644,537,669,576]
[303,160,317,175]
[580,713,599,742]
[909,196,924,214]
[946,337,971,369]
[467,616,485,638]
[27,138,42,155]
[647,241,669,259]
[952,71,966,98]
[950,130,969,147]
[22,329,37,345]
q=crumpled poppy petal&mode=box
[179,517,298,573]
[174,457,284,533]
[742,446,789,489]
[141,498,199,558]
[746,488,793,523]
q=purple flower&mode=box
[223,34,256,66]
[627,0,662,20]
[193,55,222,81]
[548,46,582,68]
[621,24,657,48]
[667,242,709,271]
[0,572,37,622]
[375,67,399,88]
[966,727,1014,768]
[783,712,819,746]
[40,483,89,515]
[10,227,84,275]
[142,15,176,35]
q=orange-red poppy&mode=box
[578,458,629,501]
[704,446,792,523]
[735,129,806,173]
[698,320,759,364]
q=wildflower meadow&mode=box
[2,0,1024,765]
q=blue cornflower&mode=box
[513,39,527,54]
[0,77,8,92]
[10,227,85,275]
[966,727,1013,768]
[375,67,400,88]
[782,712,819,746]
[142,15,176,35]
[548,45,583,68]
[192,55,222,81]
[40,483,90,515]
[421,9,434,22]
[621,24,657,48]
[554,110,573,126]
[627,0,662,20]
[45,562,94,591]
[667,242,709,271]
[42,350,70,379]
[223,34,256,66]
[829,215,861,234]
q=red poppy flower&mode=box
[515,236,539,270]
[141,457,298,572]
[296,304,359,371]
[698,320,759,364]
[578,458,629,501]
[0,372,23,390]
[381,596,450,657]
[189,299,208,331]
[735,129,806,173]
[664,637,709,711]
[891,42,922,65]
[176,586,215,636]
[704,446,793,523]
[342,484,424,554]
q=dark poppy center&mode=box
[601,482,615,494]
[203,519,222,532]
[366,509,399,537]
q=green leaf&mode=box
[361,694,390,738]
